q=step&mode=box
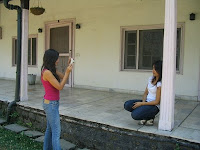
[24,130,44,138]
[34,136,77,150]
[34,135,44,143]
[0,118,6,125]
[60,139,76,150]
[4,124,28,133]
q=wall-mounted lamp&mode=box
[190,13,195,21]
[76,24,81,29]
[38,28,43,33]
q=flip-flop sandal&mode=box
[145,119,154,126]
[138,120,147,125]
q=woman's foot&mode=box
[145,119,154,126]
[138,120,147,125]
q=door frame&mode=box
[45,18,75,87]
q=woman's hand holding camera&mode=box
[66,57,73,74]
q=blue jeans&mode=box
[43,100,61,150]
[124,99,159,120]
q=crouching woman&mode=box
[124,60,162,126]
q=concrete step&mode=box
[0,118,6,125]
[4,124,28,133]
[34,136,85,150]
[60,139,76,150]
[24,130,44,138]
[34,135,44,143]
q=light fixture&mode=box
[190,13,195,21]
[76,24,81,29]
[38,28,42,33]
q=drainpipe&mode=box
[4,0,22,122]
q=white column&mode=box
[158,0,177,131]
[20,9,29,101]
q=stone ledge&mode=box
[1,101,199,150]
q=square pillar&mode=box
[158,0,177,131]
[20,0,29,101]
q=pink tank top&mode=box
[41,69,60,100]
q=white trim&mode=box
[179,23,185,75]
[136,30,139,69]
[120,27,125,71]
[120,23,184,74]
[12,34,38,67]
[71,19,76,87]
[59,53,70,57]
[45,19,75,87]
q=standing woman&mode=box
[41,49,73,150]
[124,60,162,126]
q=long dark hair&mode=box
[152,60,162,85]
[41,49,60,82]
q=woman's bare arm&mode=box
[56,71,64,79]
[132,87,161,109]
[142,87,148,102]
[43,65,73,90]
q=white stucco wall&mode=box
[0,0,199,99]
[0,5,1,24]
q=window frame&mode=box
[120,23,185,74]
[12,34,38,67]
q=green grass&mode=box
[0,126,43,150]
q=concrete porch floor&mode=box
[0,79,200,145]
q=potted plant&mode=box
[30,7,45,15]
[30,0,45,16]
[28,74,37,85]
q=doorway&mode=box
[45,19,74,87]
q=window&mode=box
[121,24,184,73]
[12,35,37,66]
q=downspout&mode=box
[4,0,22,122]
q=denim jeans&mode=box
[43,100,61,150]
[124,99,159,120]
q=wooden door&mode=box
[45,21,73,87]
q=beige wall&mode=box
[0,0,199,99]
[0,5,1,24]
